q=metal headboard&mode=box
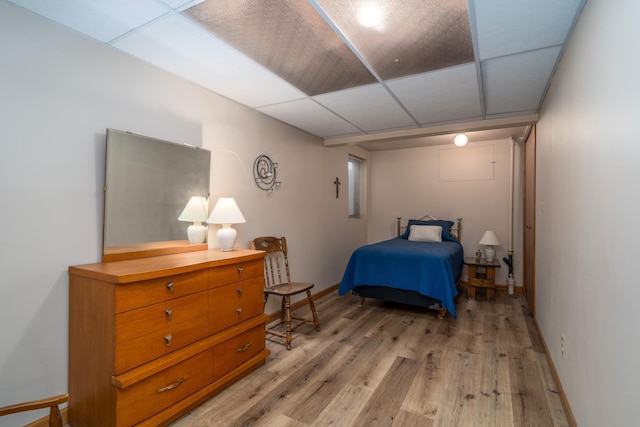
[397,215,462,241]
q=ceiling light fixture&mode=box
[358,4,384,29]
[454,133,468,146]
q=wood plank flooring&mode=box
[170,290,568,427]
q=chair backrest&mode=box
[250,236,291,287]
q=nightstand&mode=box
[464,257,501,301]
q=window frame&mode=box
[348,155,363,218]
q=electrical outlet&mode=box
[560,335,566,358]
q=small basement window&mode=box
[348,155,363,218]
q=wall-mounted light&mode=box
[454,133,468,146]
[253,155,281,192]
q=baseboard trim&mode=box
[532,317,577,427]
[267,283,339,323]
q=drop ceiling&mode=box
[7,0,586,150]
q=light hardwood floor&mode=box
[170,289,568,427]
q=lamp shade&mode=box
[178,196,209,244]
[207,198,246,251]
[479,231,500,246]
[479,230,500,262]
[207,197,246,225]
[178,196,208,222]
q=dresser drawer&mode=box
[213,324,265,380]
[115,348,214,427]
[209,276,264,334]
[115,314,208,374]
[115,269,209,313]
[115,291,208,344]
[209,259,263,289]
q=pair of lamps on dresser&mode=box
[178,196,245,251]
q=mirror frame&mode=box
[102,129,211,261]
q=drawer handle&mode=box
[236,308,243,317]
[166,282,174,293]
[237,267,244,276]
[165,308,173,321]
[164,334,172,347]
[235,341,252,353]
[237,287,243,297]
[157,376,186,393]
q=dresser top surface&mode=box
[69,249,265,283]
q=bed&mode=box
[338,216,464,318]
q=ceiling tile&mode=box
[258,99,363,138]
[315,0,474,80]
[387,63,482,125]
[9,0,170,42]
[182,0,376,95]
[313,84,417,132]
[482,46,562,115]
[8,0,585,144]
[159,0,201,10]
[111,14,305,108]
[473,0,585,60]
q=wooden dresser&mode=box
[68,249,269,427]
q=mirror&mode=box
[103,129,211,261]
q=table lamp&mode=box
[479,230,500,262]
[207,197,246,251]
[178,196,208,244]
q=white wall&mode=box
[368,140,524,286]
[536,0,640,425]
[0,3,367,425]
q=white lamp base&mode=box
[217,224,237,251]
[187,223,206,244]
[484,246,496,262]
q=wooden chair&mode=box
[250,236,320,350]
[0,393,68,427]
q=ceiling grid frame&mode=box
[6,0,587,149]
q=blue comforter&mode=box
[339,237,464,317]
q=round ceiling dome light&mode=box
[358,4,384,29]
[454,133,468,146]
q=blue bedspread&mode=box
[338,237,464,317]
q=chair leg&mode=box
[283,296,292,350]
[306,289,321,331]
[50,405,63,427]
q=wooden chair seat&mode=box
[0,393,68,427]
[265,281,314,296]
[251,236,320,350]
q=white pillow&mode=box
[408,225,442,242]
